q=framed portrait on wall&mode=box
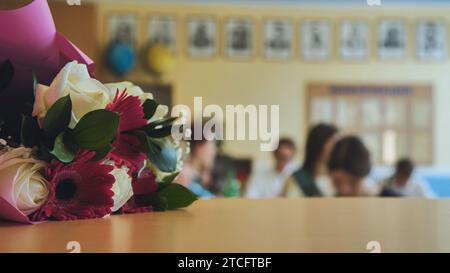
[224,18,254,59]
[263,19,293,60]
[301,20,331,60]
[187,16,217,58]
[147,16,177,52]
[377,19,407,59]
[108,14,137,46]
[339,20,369,60]
[416,20,447,61]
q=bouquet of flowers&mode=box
[0,61,196,223]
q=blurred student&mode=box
[245,138,297,198]
[283,124,338,197]
[382,158,435,198]
[328,136,399,197]
[177,138,217,198]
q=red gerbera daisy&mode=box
[106,89,148,171]
[132,169,158,195]
[117,169,157,214]
[31,151,115,221]
[109,134,147,172]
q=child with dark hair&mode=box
[328,136,399,197]
[382,158,435,198]
[283,124,338,197]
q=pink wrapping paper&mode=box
[0,198,35,224]
[0,0,94,90]
[0,0,95,224]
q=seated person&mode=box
[177,138,217,198]
[382,158,435,198]
[283,124,338,197]
[245,138,298,198]
[328,136,399,197]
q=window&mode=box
[308,83,433,165]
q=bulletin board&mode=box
[307,83,433,165]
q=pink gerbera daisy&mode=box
[31,151,115,221]
[106,89,148,171]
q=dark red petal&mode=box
[110,134,147,172]
[107,89,147,132]
[132,170,157,195]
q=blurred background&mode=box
[2,0,450,198]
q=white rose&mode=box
[32,61,111,128]
[106,161,133,212]
[0,147,49,215]
[149,104,169,123]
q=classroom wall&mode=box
[89,3,450,166]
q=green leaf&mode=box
[162,171,180,184]
[147,124,173,138]
[72,109,119,150]
[142,117,177,139]
[130,130,150,153]
[20,115,40,147]
[158,183,197,210]
[156,195,169,211]
[135,193,168,212]
[90,144,114,162]
[42,95,72,139]
[157,171,181,190]
[146,117,177,130]
[147,138,178,173]
[50,132,75,163]
[147,137,162,155]
[0,60,14,91]
[142,99,159,120]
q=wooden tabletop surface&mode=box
[1,198,449,253]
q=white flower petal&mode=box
[149,105,169,122]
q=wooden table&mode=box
[1,198,450,253]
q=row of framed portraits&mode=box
[108,15,447,61]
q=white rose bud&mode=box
[32,61,111,128]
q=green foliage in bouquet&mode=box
[19,94,196,212]
[158,178,197,210]
[139,100,179,172]
[134,171,197,211]
[21,95,119,163]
